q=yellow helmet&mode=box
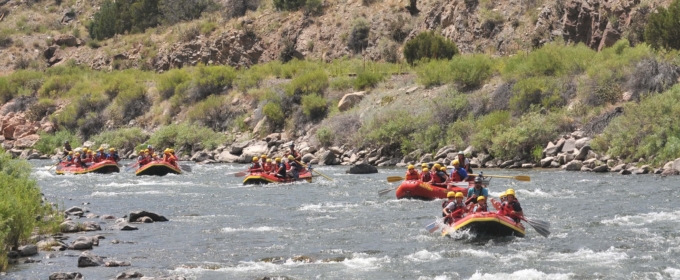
[144,150,150,154]
[500,192,507,198]
[447,191,456,198]
[75,152,81,156]
[98,147,104,151]
[87,150,93,154]
[455,192,464,198]
[421,163,428,168]
[433,163,441,170]
[407,165,414,170]
[153,154,157,157]
[252,157,259,162]
[477,196,485,201]
[266,159,272,163]
[168,149,174,153]
[68,151,74,155]
[506,189,516,196]
[452,159,460,166]
[261,154,267,159]
[83,148,88,153]
[423,168,429,172]
[275,157,281,162]
[110,148,116,152]
[139,150,145,153]
[440,166,446,171]
[164,148,170,153]
[287,155,295,160]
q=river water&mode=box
[4,160,680,279]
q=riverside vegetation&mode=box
[0,149,62,271]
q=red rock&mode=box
[3,124,16,140]
[14,134,40,149]
[13,124,37,139]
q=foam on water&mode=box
[458,248,497,259]
[339,253,390,270]
[469,269,574,280]
[91,190,167,197]
[601,211,680,227]
[664,268,680,279]
[298,202,359,212]
[174,261,282,274]
[404,249,442,262]
[220,226,289,233]
[546,247,628,264]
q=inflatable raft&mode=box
[243,170,313,185]
[395,180,471,200]
[443,212,525,238]
[56,160,120,175]
[135,160,182,176]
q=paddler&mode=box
[250,157,263,172]
[287,155,302,180]
[62,140,72,156]
[64,151,74,166]
[443,192,466,225]
[468,196,488,213]
[283,143,302,162]
[466,177,488,204]
[260,154,268,166]
[457,151,472,173]
[73,152,86,168]
[405,165,420,180]
[94,147,105,163]
[421,167,431,181]
[442,191,456,217]
[106,148,120,162]
[449,160,469,182]
[263,159,274,173]
[137,149,149,166]
[491,192,507,214]
[274,157,286,178]
[84,150,94,164]
[503,189,523,222]
[163,148,178,167]
[429,164,447,188]
[147,145,155,157]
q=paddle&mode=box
[179,164,192,172]
[520,216,551,237]
[378,187,398,196]
[470,174,531,182]
[234,171,248,177]
[387,176,405,183]
[125,162,140,172]
[425,217,445,233]
[47,156,67,171]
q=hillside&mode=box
[2,0,680,174]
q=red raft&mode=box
[442,212,526,238]
[55,160,120,175]
[243,170,313,185]
[135,160,182,176]
[395,180,471,200]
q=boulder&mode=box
[674,158,680,173]
[82,221,101,231]
[190,151,209,162]
[49,272,83,280]
[540,157,554,168]
[564,160,583,171]
[106,261,132,267]
[230,141,251,155]
[128,210,168,222]
[619,169,632,175]
[592,165,609,173]
[347,163,378,174]
[611,164,626,172]
[550,161,561,168]
[70,238,93,250]
[60,221,80,233]
[64,206,83,215]
[575,145,591,161]
[653,168,663,174]
[14,134,40,149]
[574,137,590,149]
[18,244,38,256]
[560,138,576,154]
[418,153,433,163]
[434,146,456,159]
[661,168,680,176]
[136,217,154,223]
[469,157,480,168]
[101,215,116,220]
[217,150,239,163]
[580,166,592,172]
[54,34,79,47]
[77,251,104,267]
[664,161,674,170]
[521,163,533,168]
[85,213,99,219]
[301,153,315,163]
[116,271,143,279]
[544,140,559,156]
[499,160,514,168]
[241,141,268,158]
[112,222,138,231]
[318,151,336,165]
[337,91,366,111]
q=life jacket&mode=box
[472,203,488,213]
[450,169,462,182]
[405,170,419,180]
[276,163,286,176]
[503,200,522,222]
[421,171,431,181]
[441,198,454,209]
[250,163,263,172]
[290,161,303,172]
[263,163,272,172]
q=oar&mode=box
[471,174,531,182]
[521,216,551,237]
[234,171,248,177]
[387,176,404,183]
[295,160,332,181]
[125,162,140,172]
[425,217,444,233]
[179,164,192,172]
[378,187,398,196]
[47,156,68,171]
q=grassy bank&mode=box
[0,149,62,271]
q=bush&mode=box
[316,111,362,147]
[53,92,108,138]
[509,77,564,114]
[489,111,573,160]
[273,0,306,11]
[103,74,149,125]
[347,18,370,53]
[90,127,149,152]
[187,95,233,130]
[304,0,323,15]
[88,0,162,40]
[147,123,226,152]
[315,127,333,147]
[286,69,329,96]
[449,54,494,90]
[415,59,450,88]
[330,76,355,91]
[160,0,217,25]
[0,77,10,103]
[263,102,285,127]
[403,31,459,64]
[0,150,62,271]
[157,68,190,99]
[644,0,680,50]
[26,98,56,122]
[33,130,82,155]
[301,94,328,120]
[354,70,385,90]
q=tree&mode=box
[644,0,680,50]
[347,18,370,53]
[273,0,306,11]
[403,31,459,64]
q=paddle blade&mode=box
[234,171,247,177]
[425,222,439,233]
[524,217,550,237]
[386,176,404,183]
[515,175,531,182]
[313,170,333,181]
[378,187,397,196]
[179,165,192,172]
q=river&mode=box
[4,160,680,279]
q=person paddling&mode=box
[284,143,302,162]
[62,141,72,156]
[466,177,489,204]
[274,158,286,178]
[137,149,149,167]
[163,148,178,167]
[287,155,302,180]
[106,148,120,162]
[94,147,105,163]
[443,192,466,225]
[457,151,472,174]
[442,191,456,217]
[429,164,447,188]
[250,157,263,172]
[73,152,86,168]
[405,165,420,180]
[263,159,274,173]
[420,167,431,181]
[503,189,523,222]
[468,196,488,213]
[64,151,74,166]
[449,160,469,182]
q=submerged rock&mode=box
[48,272,83,280]
[77,251,104,267]
[128,211,168,222]
[347,163,378,174]
[106,260,132,267]
[60,221,79,233]
[18,244,38,256]
[116,271,143,279]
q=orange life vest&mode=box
[405,169,420,180]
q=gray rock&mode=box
[60,221,80,233]
[70,238,93,250]
[575,137,590,149]
[592,165,609,173]
[319,151,336,165]
[128,211,168,222]
[564,160,583,171]
[653,168,663,174]
[674,158,680,173]
[18,244,37,256]
[116,271,143,279]
[77,251,104,267]
[580,166,592,172]
[611,164,626,172]
[49,272,83,280]
[112,222,138,231]
[101,215,116,220]
[301,153,315,163]
[499,160,514,168]
[64,206,83,216]
[550,161,561,168]
[136,217,154,223]
[217,150,240,163]
[241,141,268,159]
[106,260,132,267]
[561,138,576,154]
[543,141,558,156]
[82,221,101,231]
[347,163,378,174]
[190,151,210,162]
[337,91,366,111]
[620,169,632,175]
[575,145,591,161]
[661,168,680,176]
[469,157,480,168]
[85,213,99,219]
[434,147,455,159]
[521,163,533,168]
[477,153,491,166]
[540,157,554,168]
[7,250,19,258]
[230,140,251,155]
[418,153,433,164]
[582,158,597,169]
[329,146,343,155]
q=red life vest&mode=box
[450,170,462,182]
[421,172,431,181]
[430,171,444,184]
[405,170,420,180]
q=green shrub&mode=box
[489,111,573,159]
[509,77,564,113]
[0,150,62,271]
[147,123,226,152]
[449,54,494,90]
[315,127,333,147]
[33,130,82,155]
[263,102,285,126]
[200,21,217,35]
[88,0,162,40]
[273,0,306,10]
[156,68,190,99]
[90,127,149,152]
[403,31,459,64]
[0,77,10,103]
[38,75,78,98]
[330,76,355,91]
[187,95,232,130]
[301,94,328,120]
[347,18,370,53]
[26,98,56,122]
[53,92,108,137]
[644,0,680,50]
[304,0,323,15]
[415,59,451,88]
[354,70,385,90]
[286,69,329,96]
